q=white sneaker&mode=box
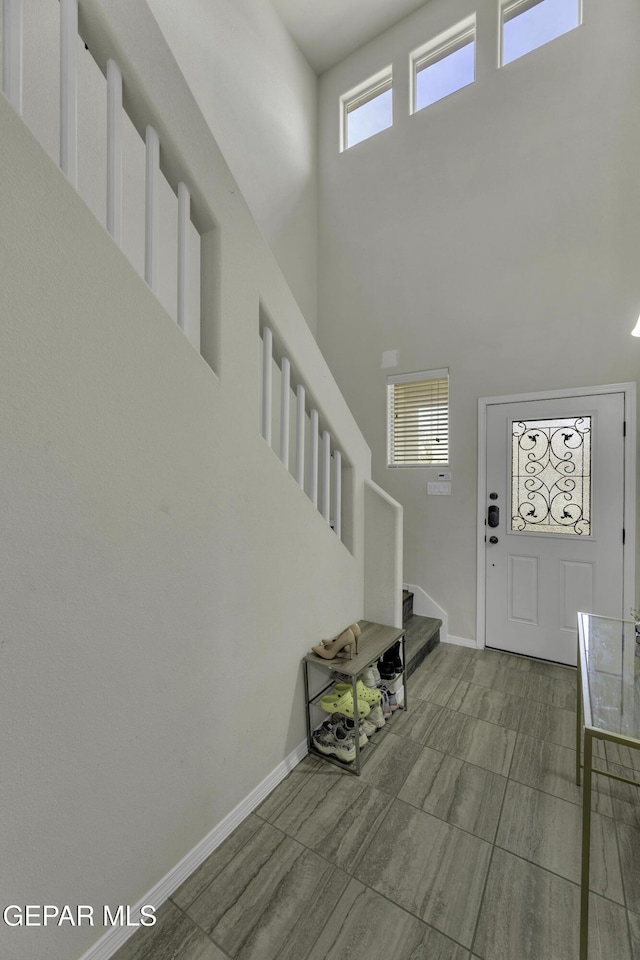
[340,716,368,748]
[367,703,385,729]
[361,665,381,688]
[360,717,377,737]
[312,721,356,762]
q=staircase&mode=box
[403,589,442,677]
[0,6,404,960]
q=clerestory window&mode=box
[411,15,476,114]
[501,0,582,66]
[340,67,393,151]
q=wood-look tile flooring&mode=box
[112,644,640,960]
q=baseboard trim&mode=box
[76,739,309,960]
[443,635,477,649]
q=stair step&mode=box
[404,615,441,677]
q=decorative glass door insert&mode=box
[511,416,591,535]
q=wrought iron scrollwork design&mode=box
[511,417,591,535]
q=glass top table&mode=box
[576,612,640,960]
[578,612,640,740]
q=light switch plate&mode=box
[427,482,451,495]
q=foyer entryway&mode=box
[110,643,634,960]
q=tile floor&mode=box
[112,643,640,960]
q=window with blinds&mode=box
[387,370,449,467]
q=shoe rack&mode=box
[303,620,407,776]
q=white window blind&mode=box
[502,0,547,24]
[387,370,449,466]
[413,17,476,76]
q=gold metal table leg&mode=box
[576,642,582,787]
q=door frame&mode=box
[476,383,636,651]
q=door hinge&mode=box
[624,421,627,437]
[623,528,626,545]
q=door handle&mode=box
[488,505,500,527]
[489,536,499,544]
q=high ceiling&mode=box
[270,0,431,74]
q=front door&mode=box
[484,391,626,666]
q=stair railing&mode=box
[2,0,364,554]
[261,323,345,543]
[2,0,203,346]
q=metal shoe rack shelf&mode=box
[303,620,407,776]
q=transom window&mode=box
[340,67,393,151]
[387,370,449,467]
[411,15,476,114]
[501,0,582,66]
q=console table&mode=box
[576,611,640,960]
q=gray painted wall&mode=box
[317,0,640,640]
[0,2,380,955]
[146,0,319,333]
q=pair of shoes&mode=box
[380,686,399,719]
[379,642,403,679]
[320,687,371,718]
[311,622,362,661]
[340,715,368,748]
[386,642,403,673]
[312,626,357,661]
[332,679,381,705]
[333,622,363,660]
[359,716,378,737]
[361,664,381,687]
[378,659,397,681]
[312,720,355,762]
[367,703,385,729]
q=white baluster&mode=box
[280,357,290,468]
[177,182,190,331]
[261,327,273,445]
[295,385,305,488]
[2,0,23,114]
[310,409,319,507]
[333,450,342,540]
[145,125,160,291]
[321,430,331,522]
[60,0,78,186]
[106,59,123,246]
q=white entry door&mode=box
[484,391,626,666]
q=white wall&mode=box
[317,0,640,641]
[0,1,381,957]
[364,480,403,627]
[146,0,319,332]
